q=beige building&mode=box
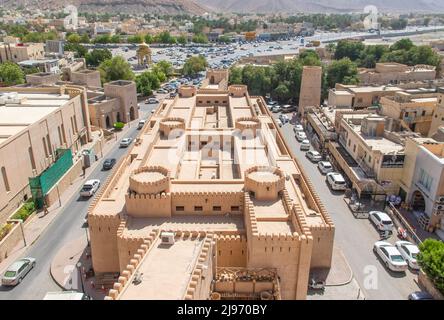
[0,85,91,223]
[328,112,418,198]
[0,38,45,63]
[329,84,403,110]
[299,66,322,118]
[358,62,436,86]
[88,80,139,128]
[88,71,335,300]
[379,89,438,136]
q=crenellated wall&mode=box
[216,234,247,267]
[171,191,243,215]
[125,192,172,218]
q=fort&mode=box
[88,69,335,300]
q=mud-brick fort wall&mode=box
[171,191,243,215]
[216,234,248,267]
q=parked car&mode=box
[300,139,310,151]
[276,119,283,127]
[326,172,347,191]
[281,105,297,113]
[119,137,133,148]
[395,241,420,270]
[146,97,159,104]
[271,105,281,113]
[408,291,434,300]
[279,114,289,124]
[318,161,333,174]
[296,131,307,142]
[156,89,168,94]
[293,124,304,133]
[1,258,36,286]
[169,92,177,98]
[306,150,322,162]
[80,179,101,197]
[373,241,408,272]
[102,158,116,171]
[369,211,394,232]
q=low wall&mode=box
[0,222,23,263]
[418,270,444,300]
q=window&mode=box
[176,206,184,211]
[422,110,426,116]
[1,167,10,192]
[404,112,409,118]
[194,206,203,211]
[231,206,240,211]
[419,168,433,191]
[213,206,221,211]
[42,137,48,157]
[46,134,52,155]
[28,147,36,170]
[73,115,78,133]
[368,156,372,163]
[61,124,67,143]
[57,126,63,145]
[353,145,356,152]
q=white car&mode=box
[271,106,281,113]
[146,97,159,104]
[300,139,310,151]
[296,131,307,142]
[369,211,394,232]
[326,172,347,191]
[306,150,322,162]
[395,241,420,270]
[279,114,289,124]
[276,119,283,127]
[120,137,133,148]
[373,241,408,272]
[318,161,333,174]
[293,124,304,133]
[80,179,101,197]
[1,257,36,286]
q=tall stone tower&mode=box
[298,66,322,119]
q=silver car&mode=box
[2,257,36,286]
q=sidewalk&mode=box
[307,246,366,300]
[0,122,137,275]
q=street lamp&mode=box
[76,261,85,293]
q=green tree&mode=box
[135,71,162,96]
[80,33,90,44]
[110,34,122,44]
[418,239,444,294]
[228,67,243,84]
[144,34,154,44]
[273,83,291,101]
[127,34,143,44]
[390,19,408,30]
[85,49,112,67]
[98,56,134,83]
[153,60,173,78]
[391,39,414,51]
[192,33,208,44]
[334,40,365,61]
[182,55,208,76]
[0,62,25,85]
[177,35,188,45]
[66,33,81,43]
[155,31,176,44]
[326,58,358,88]
[64,43,87,58]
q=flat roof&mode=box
[119,238,204,300]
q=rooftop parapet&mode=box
[245,166,285,201]
[159,117,185,136]
[129,166,171,195]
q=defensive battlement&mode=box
[245,166,285,201]
[235,117,261,137]
[172,190,243,197]
[129,166,171,194]
[88,213,121,228]
[184,234,216,300]
[216,234,247,243]
[178,85,197,97]
[159,117,185,136]
[228,85,248,97]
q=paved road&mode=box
[276,114,420,300]
[0,102,158,300]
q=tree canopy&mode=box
[98,56,134,83]
[418,239,444,295]
[85,49,112,67]
[0,62,25,85]
[182,56,208,76]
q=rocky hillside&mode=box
[198,0,444,13]
[4,0,209,15]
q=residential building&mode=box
[0,85,91,223]
[89,70,335,301]
[0,40,45,63]
[358,62,436,85]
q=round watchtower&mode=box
[244,166,285,201]
[159,117,185,137]
[129,166,171,194]
[235,117,261,138]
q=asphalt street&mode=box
[0,102,157,300]
[276,114,420,300]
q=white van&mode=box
[137,119,146,130]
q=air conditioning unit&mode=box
[437,196,444,204]
[160,231,175,245]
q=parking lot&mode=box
[274,111,421,300]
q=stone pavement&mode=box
[307,246,366,300]
[0,123,136,276]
